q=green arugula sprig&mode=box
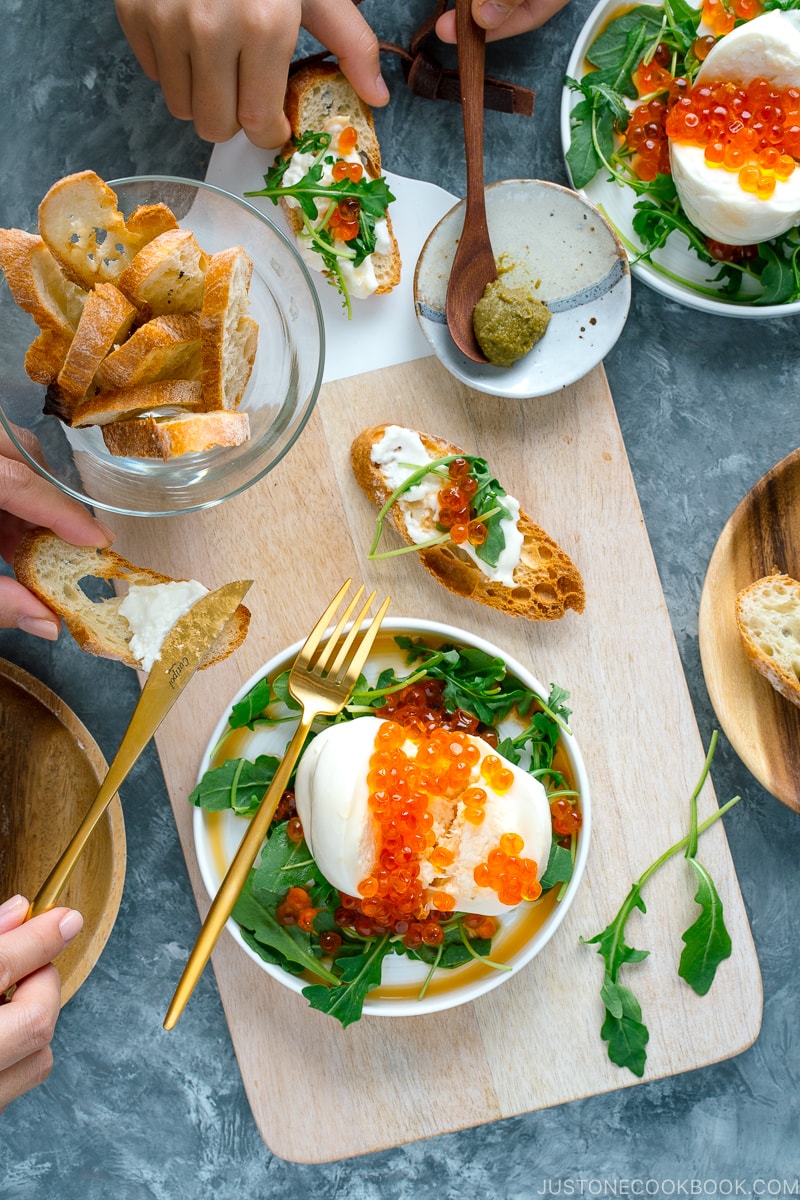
[565,0,800,303]
[582,733,740,1077]
[245,129,396,319]
[367,453,515,571]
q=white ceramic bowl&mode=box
[414,178,630,398]
[560,0,800,318]
[194,617,591,1018]
[0,176,324,516]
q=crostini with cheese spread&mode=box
[246,63,401,316]
[351,424,585,621]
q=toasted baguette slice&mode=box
[125,203,179,242]
[14,530,249,671]
[71,379,205,427]
[94,312,201,390]
[286,62,383,176]
[102,408,250,459]
[736,572,800,708]
[281,63,401,295]
[25,328,73,385]
[0,229,87,335]
[199,247,257,410]
[117,229,208,314]
[38,171,163,290]
[351,424,585,621]
[49,283,137,417]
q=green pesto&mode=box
[472,279,551,368]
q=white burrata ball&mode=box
[669,11,800,245]
[294,716,552,917]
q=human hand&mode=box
[0,895,83,1112]
[0,422,114,639]
[435,0,572,42]
[115,0,390,151]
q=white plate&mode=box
[560,0,800,318]
[413,179,631,398]
[193,617,591,1018]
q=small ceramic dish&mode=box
[413,178,630,398]
[0,176,324,517]
[0,659,125,1003]
[193,617,591,1019]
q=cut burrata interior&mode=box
[669,11,800,245]
[294,716,552,918]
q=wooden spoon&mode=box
[445,0,498,363]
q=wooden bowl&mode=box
[699,446,800,812]
[0,659,126,1003]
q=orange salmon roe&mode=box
[337,125,359,154]
[436,458,487,547]
[473,845,542,907]
[381,676,493,742]
[701,0,762,37]
[550,797,582,836]
[666,76,800,198]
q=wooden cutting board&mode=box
[112,357,762,1163]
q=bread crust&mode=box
[199,247,257,409]
[735,571,800,707]
[102,409,250,459]
[351,424,585,621]
[71,379,204,427]
[52,283,137,415]
[14,530,249,670]
[117,229,208,314]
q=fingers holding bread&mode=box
[351,424,585,622]
[1,172,258,460]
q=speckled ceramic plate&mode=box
[413,178,631,398]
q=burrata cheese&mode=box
[294,716,552,917]
[670,11,800,245]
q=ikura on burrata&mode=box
[667,10,800,244]
[295,715,553,921]
[627,9,800,245]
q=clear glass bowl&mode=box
[0,176,325,516]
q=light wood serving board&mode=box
[112,357,762,1163]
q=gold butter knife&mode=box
[29,577,253,918]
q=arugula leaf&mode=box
[678,858,732,995]
[229,677,273,728]
[253,822,325,893]
[582,735,741,1078]
[599,975,650,1076]
[678,731,733,995]
[188,754,278,815]
[539,841,575,891]
[245,133,395,317]
[302,935,393,1027]
[233,875,340,983]
[586,7,664,74]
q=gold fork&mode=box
[163,579,391,1029]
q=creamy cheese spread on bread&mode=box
[119,579,208,671]
[370,425,524,586]
[282,117,392,299]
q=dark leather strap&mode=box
[290,1,535,118]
